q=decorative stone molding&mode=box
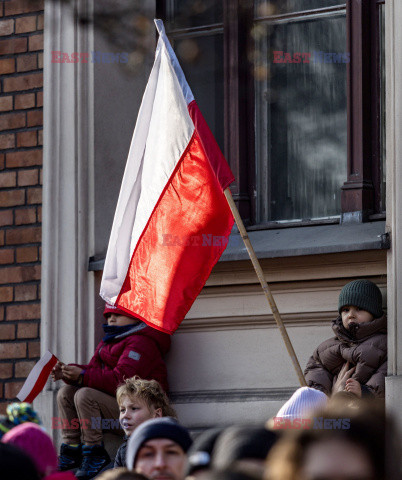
[39,0,95,438]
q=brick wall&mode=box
[0,0,44,413]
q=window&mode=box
[159,0,385,226]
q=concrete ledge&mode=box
[222,221,388,262]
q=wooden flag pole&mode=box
[224,188,307,387]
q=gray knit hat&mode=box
[126,417,192,470]
[338,279,383,318]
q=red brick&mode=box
[17,247,38,263]
[16,245,38,262]
[0,112,25,131]
[0,58,15,74]
[29,34,43,51]
[16,54,37,72]
[0,249,14,265]
[0,19,14,36]
[0,189,25,207]
[0,404,7,415]
[7,303,40,321]
[3,73,43,93]
[0,324,15,340]
[0,171,16,187]
[15,207,36,225]
[18,168,38,186]
[15,93,35,110]
[27,187,41,204]
[6,149,42,167]
[0,231,4,247]
[17,322,38,339]
[5,0,44,16]
[17,130,37,147]
[15,16,36,34]
[0,342,26,360]
[37,205,42,221]
[38,129,42,146]
[14,283,37,301]
[0,286,13,301]
[0,209,13,226]
[0,265,41,284]
[38,52,43,69]
[0,154,4,170]
[4,381,25,399]
[0,133,14,149]
[28,340,40,358]
[6,226,41,245]
[0,96,13,112]
[0,363,13,379]
[0,37,26,55]
[15,360,35,377]
[36,91,43,107]
[37,14,44,31]
[27,110,42,126]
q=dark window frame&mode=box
[158,0,385,227]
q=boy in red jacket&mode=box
[51,303,171,480]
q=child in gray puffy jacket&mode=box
[304,279,387,399]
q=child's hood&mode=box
[332,314,387,343]
[140,323,171,354]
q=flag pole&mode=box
[224,188,307,387]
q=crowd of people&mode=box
[0,279,399,479]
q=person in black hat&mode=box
[304,279,387,399]
[126,417,192,480]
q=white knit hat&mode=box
[276,387,328,419]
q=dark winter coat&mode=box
[114,439,127,468]
[304,315,387,398]
[70,322,171,395]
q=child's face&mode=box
[107,313,138,327]
[341,306,373,330]
[119,396,161,436]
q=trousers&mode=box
[56,384,123,445]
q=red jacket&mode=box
[71,324,171,395]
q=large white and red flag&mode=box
[100,19,235,334]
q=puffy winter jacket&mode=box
[70,323,171,395]
[304,315,387,398]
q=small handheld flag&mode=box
[16,350,58,403]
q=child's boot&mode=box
[58,443,82,471]
[75,443,111,479]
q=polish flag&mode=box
[100,20,235,334]
[17,351,58,403]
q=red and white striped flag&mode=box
[100,19,235,334]
[17,350,58,403]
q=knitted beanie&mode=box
[126,417,192,470]
[2,422,58,477]
[187,427,224,475]
[6,402,42,426]
[211,425,278,470]
[276,387,328,420]
[338,279,383,318]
